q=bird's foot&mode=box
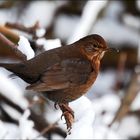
[58,103,74,133]
[54,102,59,110]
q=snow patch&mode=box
[36,38,61,51]
[66,96,95,139]
[117,116,140,138]
[36,28,46,38]
[18,36,35,60]
[0,71,28,109]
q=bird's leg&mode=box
[58,103,74,132]
[54,102,59,110]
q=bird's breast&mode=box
[79,71,98,93]
[46,71,98,103]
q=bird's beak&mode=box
[103,48,119,53]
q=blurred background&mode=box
[0,0,140,139]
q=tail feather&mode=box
[0,63,18,71]
[0,63,38,84]
[0,63,19,79]
[0,63,24,76]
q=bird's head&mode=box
[78,34,118,61]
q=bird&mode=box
[0,34,117,131]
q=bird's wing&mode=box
[26,58,92,92]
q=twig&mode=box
[0,25,19,43]
[36,119,60,139]
[109,41,140,127]
[0,105,18,124]
[0,1,14,9]
[5,21,39,38]
[109,73,140,127]
[114,52,127,91]
[0,94,66,138]
[128,110,140,118]
[67,1,108,43]
[0,33,26,61]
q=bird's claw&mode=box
[61,111,70,120]
[63,110,74,133]
[58,103,74,133]
[54,102,59,110]
[61,112,66,120]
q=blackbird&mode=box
[0,34,115,130]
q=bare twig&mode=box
[0,25,19,43]
[67,1,108,43]
[114,52,127,91]
[109,41,140,127]
[36,119,60,139]
[0,94,66,138]
[109,73,140,127]
[0,1,14,9]
[0,33,26,61]
[0,105,18,124]
[5,21,39,38]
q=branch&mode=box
[0,25,19,43]
[5,21,39,38]
[0,105,18,124]
[0,1,15,9]
[109,73,140,126]
[114,52,127,91]
[67,1,108,43]
[0,94,66,138]
[0,32,26,61]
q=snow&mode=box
[67,1,107,44]
[1,103,22,121]
[93,125,122,139]
[18,36,35,60]
[92,93,120,114]
[91,93,121,126]
[20,1,66,28]
[123,14,140,29]
[45,101,62,124]
[19,109,34,139]
[0,1,140,139]
[0,70,28,109]
[0,9,17,25]
[92,18,139,46]
[87,70,116,98]
[66,96,95,139]
[117,116,140,138]
[0,121,9,139]
[87,92,122,139]
[104,1,124,20]
[33,95,40,102]
[54,15,80,40]
[45,95,121,139]
[91,1,139,46]
[45,96,95,139]
[0,121,19,139]
[36,38,61,51]
[19,109,43,139]
[36,28,46,38]
[0,109,44,139]
[0,1,67,28]
[136,0,140,10]
[131,92,140,110]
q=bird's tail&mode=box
[0,63,13,68]
[0,63,36,83]
[0,63,19,72]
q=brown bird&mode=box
[0,34,116,130]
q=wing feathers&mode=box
[26,59,92,92]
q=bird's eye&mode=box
[94,44,99,48]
